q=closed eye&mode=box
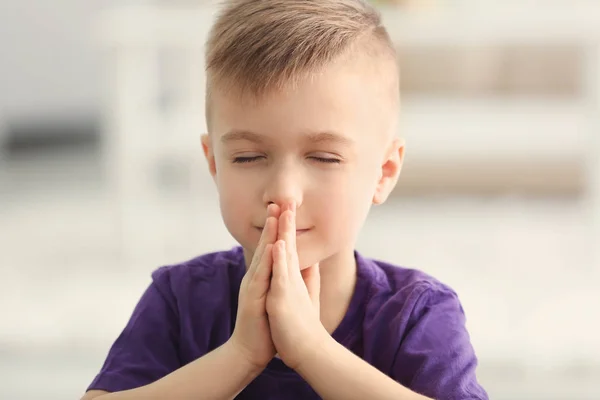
[233,156,264,164]
[232,155,341,164]
[310,156,341,164]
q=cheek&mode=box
[311,172,374,240]
[215,169,256,245]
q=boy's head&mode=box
[202,0,404,269]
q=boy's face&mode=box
[203,59,403,269]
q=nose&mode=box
[262,162,304,209]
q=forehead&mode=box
[208,60,396,145]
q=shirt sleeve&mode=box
[87,267,181,393]
[392,284,489,400]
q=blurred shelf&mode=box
[97,3,600,47]
[394,97,588,196]
[401,97,587,159]
[395,158,583,197]
[382,3,600,46]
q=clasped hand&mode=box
[229,202,329,372]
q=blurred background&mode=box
[1,0,600,399]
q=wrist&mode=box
[295,328,336,374]
[224,339,268,376]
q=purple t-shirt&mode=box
[88,247,488,399]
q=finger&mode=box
[248,243,274,298]
[248,205,279,276]
[252,204,274,262]
[269,203,282,219]
[301,263,321,310]
[262,204,280,252]
[278,202,296,251]
[271,240,289,285]
[288,202,297,252]
[278,205,298,275]
[248,216,274,274]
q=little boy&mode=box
[82,1,488,399]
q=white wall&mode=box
[0,0,139,119]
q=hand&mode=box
[228,203,280,370]
[266,202,329,370]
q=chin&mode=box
[296,244,331,270]
[298,262,315,271]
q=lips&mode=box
[255,227,311,234]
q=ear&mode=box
[201,134,217,178]
[373,137,405,205]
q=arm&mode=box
[264,204,430,400]
[297,285,488,400]
[391,286,488,400]
[296,336,431,400]
[83,206,282,400]
[82,340,262,400]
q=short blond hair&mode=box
[205,0,398,119]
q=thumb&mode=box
[301,263,320,311]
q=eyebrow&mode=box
[220,129,354,146]
[220,130,266,144]
[304,131,354,146]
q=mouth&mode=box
[255,227,312,235]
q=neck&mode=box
[317,248,358,334]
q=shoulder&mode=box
[359,253,458,305]
[356,254,487,399]
[357,253,464,331]
[149,247,246,307]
